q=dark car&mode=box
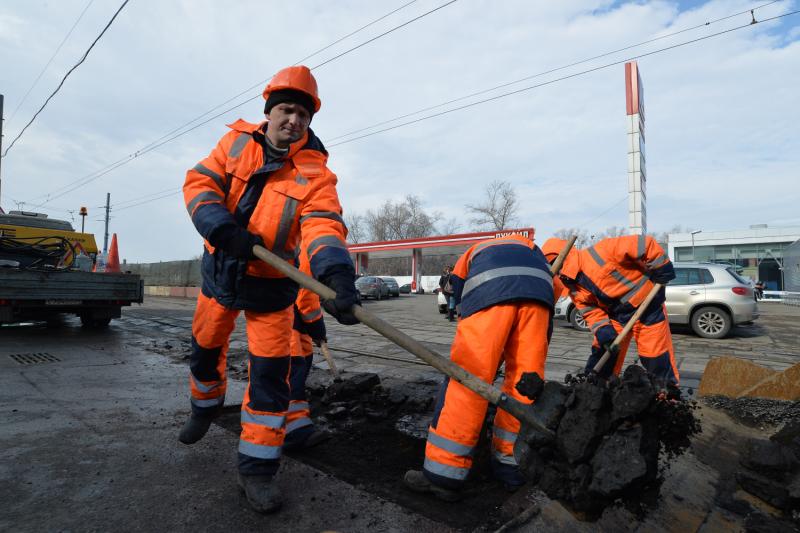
[355,276,390,300]
[399,283,412,294]
[379,276,400,297]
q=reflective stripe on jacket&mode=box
[450,234,553,319]
[183,119,352,311]
[567,234,675,328]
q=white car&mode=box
[554,262,759,339]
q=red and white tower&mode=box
[625,61,646,235]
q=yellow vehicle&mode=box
[0,211,98,268]
[0,211,142,327]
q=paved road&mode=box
[105,294,798,394]
[1,296,796,531]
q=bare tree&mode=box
[343,213,366,244]
[465,180,519,231]
[364,195,441,241]
[438,216,462,235]
[553,228,591,248]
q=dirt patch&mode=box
[215,372,516,531]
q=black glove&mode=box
[585,324,619,377]
[319,266,360,325]
[221,228,263,260]
[304,317,327,346]
[595,324,617,349]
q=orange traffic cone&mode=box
[106,233,121,273]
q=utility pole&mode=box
[103,193,111,253]
[1,93,4,208]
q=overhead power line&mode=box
[8,0,96,123]
[27,0,453,207]
[2,0,129,158]
[327,9,799,148]
[327,0,782,143]
[102,3,797,215]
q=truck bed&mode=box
[0,269,143,302]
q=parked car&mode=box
[399,283,412,294]
[355,276,390,300]
[437,290,448,313]
[379,276,400,297]
[554,262,759,339]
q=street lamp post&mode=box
[691,230,702,260]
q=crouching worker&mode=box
[404,233,554,501]
[557,234,679,385]
[284,273,330,451]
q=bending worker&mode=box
[180,66,359,513]
[556,234,678,385]
[404,233,554,501]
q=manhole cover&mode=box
[8,352,61,365]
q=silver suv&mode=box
[554,262,759,339]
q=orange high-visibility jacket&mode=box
[563,235,674,333]
[184,119,351,311]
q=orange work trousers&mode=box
[285,328,314,445]
[423,301,551,489]
[188,293,293,476]
[591,304,679,385]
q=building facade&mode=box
[668,225,800,290]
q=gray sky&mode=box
[1,0,798,262]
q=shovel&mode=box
[253,236,576,440]
[592,282,665,374]
[318,340,341,381]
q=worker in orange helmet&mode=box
[557,234,679,385]
[540,237,577,302]
[180,65,359,513]
[284,257,329,451]
[404,233,554,501]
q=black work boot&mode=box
[403,470,461,502]
[238,473,283,514]
[447,309,455,322]
[178,411,217,445]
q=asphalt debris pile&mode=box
[702,395,800,428]
[735,420,800,518]
[513,364,702,515]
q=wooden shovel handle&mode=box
[319,341,340,380]
[592,282,665,374]
[252,243,560,438]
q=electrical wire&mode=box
[27,0,443,206]
[327,9,799,148]
[94,4,798,215]
[7,0,96,123]
[327,0,782,142]
[2,0,130,158]
[111,187,182,209]
[131,0,421,159]
[113,188,182,212]
[0,235,76,270]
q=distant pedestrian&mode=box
[439,265,456,321]
[755,280,765,300]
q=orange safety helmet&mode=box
[542,237,580,279]
[262,65,321,113]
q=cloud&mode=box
[0,0,797,262]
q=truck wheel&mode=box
[691,306,731,339]
[568,307,590,332]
